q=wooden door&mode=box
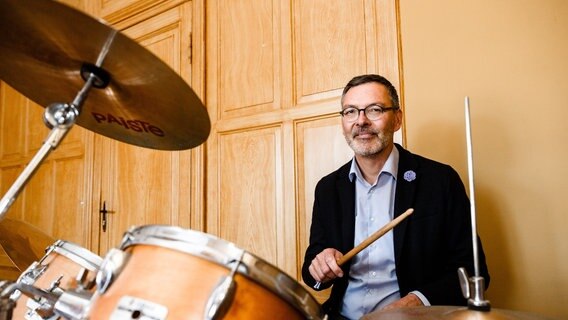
[92,2,206,255]
[206,1,402,303]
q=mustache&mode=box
[352,127,379,137]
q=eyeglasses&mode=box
[339,104,398,122]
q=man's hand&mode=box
[382,293,424,310]
[308,248,344,284]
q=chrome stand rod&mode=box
[0,74,98,220]
[465,96,480,277]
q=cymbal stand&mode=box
[458,97,491,311]
[0,64,110,220]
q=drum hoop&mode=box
[51,240,102,271]
[121,225,323,319]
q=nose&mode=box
[355,109,371,124]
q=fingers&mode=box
[382,293,423,310]
[308,248,344,283]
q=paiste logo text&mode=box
[92,112,165,137]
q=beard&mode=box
[344,125,393,157]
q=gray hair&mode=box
[341,74,400,109]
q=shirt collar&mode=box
[349,146,399,183]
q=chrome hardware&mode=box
[458,267,490,311]
[110,296,167,320]
[53,290,93,320]
[204,251,244,320]
[96,248,129,294]
[458,98,490,312]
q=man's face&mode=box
[341,82,402,157]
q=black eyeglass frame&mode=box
[339,104,399,121]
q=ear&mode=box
[393,109,403,132]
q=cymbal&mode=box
[361,306,554,320]
[0,218,55,271]
[0,0,210,150]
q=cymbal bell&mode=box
[361,306,553,320]
[0,218,55,271]
[0,0,210,150]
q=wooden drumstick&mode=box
[313,208,414,289]
[338,208,413,265]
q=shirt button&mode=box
[371,271,377,277]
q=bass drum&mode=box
[12,240,102,319]
[88,225,325,320]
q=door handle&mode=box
[99,201,115,232]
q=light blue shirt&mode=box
[341,147,400,319]
[340,147,429,319]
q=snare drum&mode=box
[88,225,324,320]
[12,240,102,319]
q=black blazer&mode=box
[302,144,489,315]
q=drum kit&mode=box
[0,0,323,319]
[0,0,556,320]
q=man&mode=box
[302,74,489,319]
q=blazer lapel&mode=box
[336,162,356,253]
[393,144,418,262]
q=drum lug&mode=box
[204,251,244,320]
[75,268,96,291]
[96,248,129,294]
[204,275,237,320]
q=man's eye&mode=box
[343,108,356,115]
[368,106,383,114]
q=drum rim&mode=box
[52,239,103,271]
[120,224,324,319]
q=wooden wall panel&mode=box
[213,126,283,266]
[295,115,353,302]
[293,0,368,104]
[89,0,185,26]
[295,116,353,270]
[26,105,48,155]
[103,143,176,229]
[18,156,88,245]
[24,165,53,230]
[52,157,90,242]
[217,0,277,118]
[0,166,24,220]
[0,85,26,162]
